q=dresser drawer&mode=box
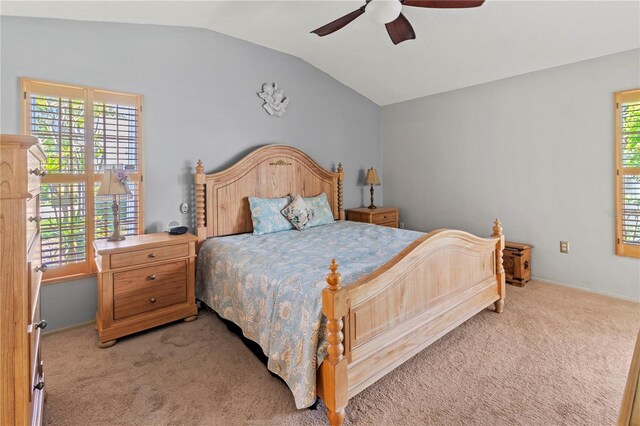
[29,296,42,397]
[113,261,187,320]
[28,234,43,317]
[26,194,40,250]
[30,359,44,425]
[372,211,398,225]
[110,243,190,269]
[27,150,44,194]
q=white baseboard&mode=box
[532,276,639,303]
[42,319,95,336]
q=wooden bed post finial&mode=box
[492,219,506,314]
[195,160,206,249]
[321,259,348,426]
[337,163,345,221]
[327,259,341,291]
[492,218,503,237]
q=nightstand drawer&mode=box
[110,243,189,269]
[113,261,187,320]
[372,211,398,224]
[377,220,398,228]
[114,260,187,295]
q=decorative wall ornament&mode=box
[258,83,289,117]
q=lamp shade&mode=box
[97,168,132,196]
[365,167,381,186]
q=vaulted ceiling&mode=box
[2,1,639,105]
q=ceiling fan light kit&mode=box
[366,0,402,24]
[311,0,485,45]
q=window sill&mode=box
[43,272,97,285]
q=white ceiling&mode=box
[2,0,639,105]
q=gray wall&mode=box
[1,16,382,330]
[382,49,640,301]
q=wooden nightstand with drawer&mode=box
[94,233,198,348]
[346,207,399,228]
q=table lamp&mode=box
[365,167,381,209]
[97,167,131,241]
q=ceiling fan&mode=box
[311,0,485,45]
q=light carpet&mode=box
[42,281,639,425]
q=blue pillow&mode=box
[248,196,294,236]
[303,193,335,228]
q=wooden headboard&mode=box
[194,145,344,244]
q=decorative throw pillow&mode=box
[281,195,315,231]
[248,195,294,236]
[291,192,336,229]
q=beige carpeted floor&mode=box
[42,281,639,426]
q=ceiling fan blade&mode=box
[385,13,416,45]
[403,0,485,8]
[311,7,366,37]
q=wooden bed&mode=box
[194,145,505,426]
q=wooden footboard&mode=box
[318,220,506,425]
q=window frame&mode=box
[614,88,640,258]
[21,78,144,283]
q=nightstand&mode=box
[94,233,198,348]
[346,207,399,228]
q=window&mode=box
[615,88,640,258]
[22,79,143,282]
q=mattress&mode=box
[196,220,423,408]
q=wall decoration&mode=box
[258,82,289,117]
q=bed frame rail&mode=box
[318,220,505,425]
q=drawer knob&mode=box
[29,168,47,177]
[148,253,157,258]
[29,216,42,223]
[35,264,48,272]
[35,319,48,330]
[34,380,45,391]
[149,297,157,303]
[148,274,157,280]
[524,260,529,269]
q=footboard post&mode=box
[319,259,348,426]
[195,160,206,251]
[492,219,506,313]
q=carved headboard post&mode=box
[195,160,206,250]
[337,162,345,220]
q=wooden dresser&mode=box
[94,233,198,348]
[1,134,47,426]
[619,330,640,425]
[346,207,399,228]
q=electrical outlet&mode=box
[180,202,189,214]
[560,241,569,254]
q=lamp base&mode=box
[108,197,126,242]
[368,184,377,209]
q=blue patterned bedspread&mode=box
[195,221,423,408]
